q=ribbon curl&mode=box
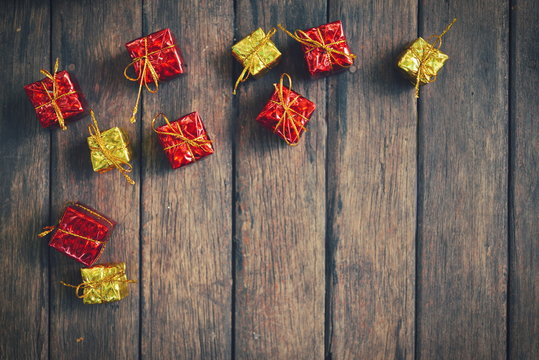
[60,271,136,300]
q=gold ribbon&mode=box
[152,113,212,161]
[233,28,277,95]
[412,18,457,98]
[88,110,135,185]
[270,73,309,146]
[35,58,76,130]
[60,271,136,299]
[124,38,176,123]
[278,24,356,70]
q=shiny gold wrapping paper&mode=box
[232,28,281,78]
[87,127,132,173]
[397,37,448,85]
[80,262,130,304]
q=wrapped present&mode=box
[24,58,86,130]
[152,111,214,169]
[124,28,185,123]
[256,73,316,145]
[232,27,281,94]
[87,111,134,185]
[279,21,356,77]
[397,18,457,98]
[39,202,115,266]
[61,262,136,304]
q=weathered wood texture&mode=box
[326,1,417,359]
[140,0,234,358]
[234,1,326,358]
[0,1,50,359]
[48,1,141,359]
[416,1,509,359]
[509,0,539,359]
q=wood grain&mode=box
[416,1,509,359]
[140,1,234,358]
[326,1,417,359]
[509,0,539,358]
[0,1,50,359]
[48,0,141,359]
[234,1,327,358]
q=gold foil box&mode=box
[87,127,132,173]
[80,262,130,304]
[232,28,281,77]
[397,37,448,85]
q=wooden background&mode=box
[0,0,537,359]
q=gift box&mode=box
[279,21,356,77]
[24,58,86,129]
[61,262,135,304]
[256,73,316,145]
[232,27,281,94]
[153,111,214,169]
[40,203,115,266]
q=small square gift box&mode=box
[124,28,185,122]
[397,18,457,98]
[87,111,135,185]
[38,202,115,267]
[61,262,136,304]
[152,111,214,169]
[279,21,356,77]
[256,73,316,146]
[24,58,86,130]
[232,27,281,94]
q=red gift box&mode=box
[41,203,115,266]
[256,73,316,145]
[153,111,214,169]
[24,59,86,129]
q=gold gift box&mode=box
[397,37,448,85]
[232,28,281,78]
[87,127,132,173]
[80,262,131,304]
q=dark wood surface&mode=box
[0,0,536,359]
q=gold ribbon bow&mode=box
[60,272,136,299]
[124,38,176,123]
[152,113,212,161]
[233,28,278,95]
[278,24,356,70]
[270,73,309,146]
[412,18,457,98]
[35,58,76,130]
[88,110,135,185]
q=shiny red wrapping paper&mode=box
[155,112,214,169]
[298,21,354,77]
[125,28,185,84]
[24,70,86,128]
[48,203,115,266]
[256,85,316,145]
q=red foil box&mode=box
[154,112,214,169]
[125,28,185,84]
[297,21,354,77]
[48,203,115,266]
[24,70,86,128]
[256,80,316,145]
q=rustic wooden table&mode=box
[1,0,537,359]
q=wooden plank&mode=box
[509,0,539,358]
[326,0,417,359]
[140,1,234,358]
[416,1,509,359]
[0,1,50,359]
[234,2,327,359]
[48,1,141,359]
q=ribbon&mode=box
[124,38,176,123]
[278,24,356,70]
[152,113,212,160]
[412,18,457,98]
[87,110,135,184]
[60,271,136,299]
[35,58,76,130]
[270,73,309,146]
[233,28,278,95]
